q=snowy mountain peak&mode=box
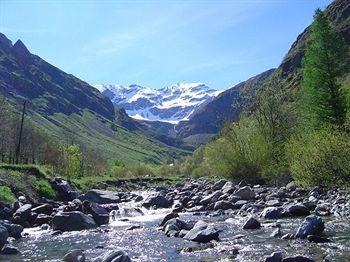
[93,83,221,123]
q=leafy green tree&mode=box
[64,145,83,180]
[299,8,348,129]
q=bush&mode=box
[285,128,350,187]
[202,119,272,183]
[33,179,56,199]
[0,186,16,205]
[112,163,155,178]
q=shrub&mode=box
[0,186,16,205]
[285,128,350,187]
[33,179,56,199]
[203,119,272,183]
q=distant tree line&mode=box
[0,95,106,180]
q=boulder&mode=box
[234,186,255,200]
[83,202,109,226]
[163,218,191,236]
[211,179,227,191]
[98,250,131,262]
[51,178,77,201]
[52,211,97,232]
[243,216,261,229]
[307,235,331,243]
[282,256,314,262]
[142,194,173,209]
[1,245,20,255]
[285,181,296,191]
[79,190,120,204]
[183,220,219,243]
[160,212,179,227]
[1,221,23,239]
[284,204,310,217]
[314,204,331,216]
[0,225,8,250]
[261,207,283,219]
[63,249,86,262]
[213,200,235,211]
[0,205,13,220]
[35,214,52,226]
[199,191,222,205]
[295,215,324,239]
[265,252,283,262]
[12,204,32,225]
[32,204,53,215]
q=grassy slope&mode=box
[30,109,190,165]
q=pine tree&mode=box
[300,8,348,129]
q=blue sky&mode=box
[0,0,332,90]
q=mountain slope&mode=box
[94,83,220,123]
[175,69,275,145]
[0,33,190,164]
[271,0,350,93]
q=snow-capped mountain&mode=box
[94,83,221,123]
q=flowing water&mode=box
[2,191,350,261]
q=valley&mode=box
[0,0,350,261]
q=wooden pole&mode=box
[15,100,26,164]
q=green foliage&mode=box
[286,128,350,187]
[299,9,348,129]
[115,163,156,178]
[0,186,16,205]
[64,145,83,180]
[202,119,272,183]
[33,179,56,199]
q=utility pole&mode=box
[15,100,26,164]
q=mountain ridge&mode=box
[94,82,221,123]
[0,33,190,164]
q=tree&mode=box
[299,8,348,129]
[64,145,83,181]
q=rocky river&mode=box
[0,178,349,261]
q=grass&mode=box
[0,164,56,203]
[31,110,190,166]
[0,186,16,205]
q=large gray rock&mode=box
[63,249,86,262]
[183,220,219,243]
[234,186,255,200]
[282,256,314,262]
[142,194,173,209]
[163,218,192,236]
[284,204,310,217]
[97,250,131,262]
[51,178,78,201]
[261,207,284,219]
[0,225,8,250]
[0,245,20,255]
[160,212,179,227]
[12,204,32,225]
[211,179,227,191]
[1,221,23,239]
[213,200,235,211]
[79,190,120,204]
[32,204,53,215]
[295,215,324,239]
[83,202,109,225]
[265,252,283,262]
[199,191,222,205]
[52,211,97,232]
[243,216,261,229]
